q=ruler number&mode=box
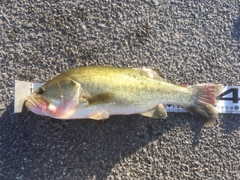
[217,88,240,103]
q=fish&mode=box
[25,66,223,125]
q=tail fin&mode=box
[186,83,223,125]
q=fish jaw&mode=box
[25,94,77,119]
[25,94,75,119]
[25,95,48,116]
[25,83,81,119]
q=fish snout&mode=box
[25,95,48,115]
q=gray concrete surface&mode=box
[0,0,239,179]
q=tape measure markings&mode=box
[165,86,240,114]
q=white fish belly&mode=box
[68,102,159,119]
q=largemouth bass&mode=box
[25,66,223,125]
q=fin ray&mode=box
[186,83,223,125]
[83,92,115,106]
[133,67,166,80]
[140,104,167,119]
[88,110,110,120]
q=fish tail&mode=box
[186,83,223,125]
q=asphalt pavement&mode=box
[0,0,239,179]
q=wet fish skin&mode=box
[25,66,222,125]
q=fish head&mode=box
[25,78,81,119]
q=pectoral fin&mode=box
[84,92,115,106]
[140,104,167,119]
[88,110,110,120]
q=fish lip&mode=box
[25,95,47,113]
[25,96,37,108]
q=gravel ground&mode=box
[0,0,240,179]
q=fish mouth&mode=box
[25,96,37,108]
[25,95,48,115]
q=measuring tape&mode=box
[164,86,240,114]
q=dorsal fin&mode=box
[133,67,166,80]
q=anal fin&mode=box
[140,104,167,119]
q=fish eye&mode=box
[36,87,45,95]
